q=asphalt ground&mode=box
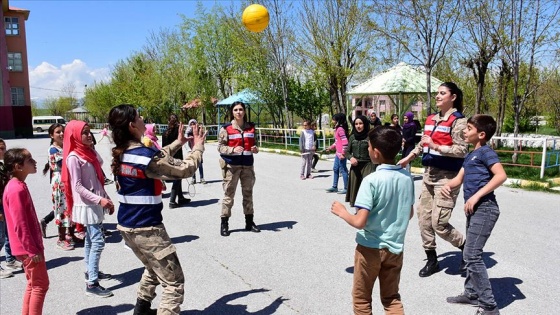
[0,132,558,315]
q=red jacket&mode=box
[3,178,44,257]
[220,122,256,166]
[421,112,465,172]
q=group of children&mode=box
[331,114,506,315]
[0,105,506,314]
[0,119,118,313]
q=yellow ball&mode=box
[242,4,269,33]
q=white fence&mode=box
[491,136,560,179]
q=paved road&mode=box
[1,133,558,315]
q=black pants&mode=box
[312,154,319,168]
[170,180,184,203]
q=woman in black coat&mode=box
[401,112,418,172]
[162,114,190,208]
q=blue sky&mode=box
[11,0,228,101]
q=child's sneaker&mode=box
[300,175,306,180]
[86,282,113,298]
[4,260,22,270]
[306,174,313,179]
[66,235,75,247]
[446,293,478,305]
[85,271,113,281]
[56,240,74,251]
[0,268,13,279]
[200,178,206,184]
[311,168,318,173]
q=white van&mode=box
[32,116,66,132]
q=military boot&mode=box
[245,214,261,233]
[132,298,157,315]
[419,249,439,277]
[221,217,230,237]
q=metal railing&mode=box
[490,136,560,179]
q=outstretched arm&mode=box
[331,201,368,229]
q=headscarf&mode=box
[144,124,160,149]
[61,120,104,212]
[332,113,349,136]
[352,115,370,141]
[403,112,416,128]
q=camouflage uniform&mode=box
[119,225,184,315]
[117,139,203,315]
[218,121,256,218]
[410,108,468,250]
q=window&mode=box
[8,52,23,71]
[11,87,24,106]
[4,17,19,36]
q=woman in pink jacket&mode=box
[325,113,349,194]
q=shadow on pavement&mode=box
[171,235,200,244]
[107,267,144,291]
[310,175,330,178]
[181,288,288,315]
[198,179,222,184]
[491,277,525,309]
[439,251,498,275]
[102,223,123,244]
[46,256,83,269]
[187,198,220,207]
[76,303,134,315]
[229,221,298,234]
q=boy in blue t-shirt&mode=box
[442,114,507,315]
[331,126,414,315]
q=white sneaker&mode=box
[311,168,318,173]
[0,268,13,279]
[4,260,22,270]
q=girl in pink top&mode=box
[2,148,49,315]
[98,124,112,143]
[62,120,115,297]
[325,113,349,194]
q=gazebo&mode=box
[347,62,443,121]
[66,106,91,122]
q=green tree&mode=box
[298,0,373,115]
[370,0,461,115]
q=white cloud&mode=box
[28,59,111,101]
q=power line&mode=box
[30,86,85,94]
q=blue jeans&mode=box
[332,157,348,190]
[463,199,499,310]
[2,219,15,263]
[0,216,6,255]
[84,223,105,284]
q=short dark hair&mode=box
[467,114,497,141]
[368,126,402,161]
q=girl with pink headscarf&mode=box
[61,120,115,298]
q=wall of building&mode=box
[0,2,32,138]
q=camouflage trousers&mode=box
[221,164,256,217]
[118,224,185,315]
[417,167,464,250]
